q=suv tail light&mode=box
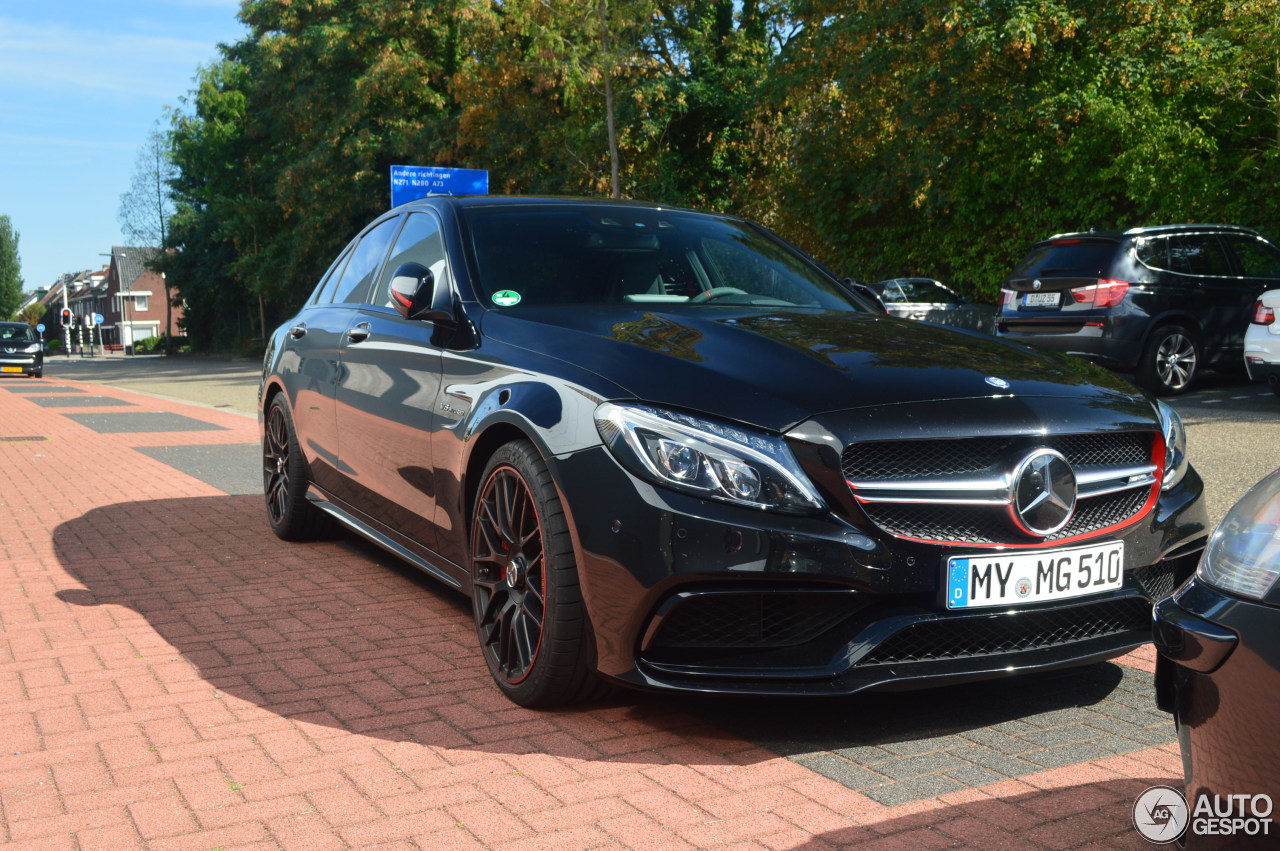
[999,288,1017,308]
[1252,300,1275,325]
[1069,279,1129,308]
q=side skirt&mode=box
[306,488,466,591]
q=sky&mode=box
[0,0,247,290]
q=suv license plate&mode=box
[946,541,1124,610]
[1022,292,1061,308]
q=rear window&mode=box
[1011,241,1118,278]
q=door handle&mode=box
[289,324,307,339]
[347,322,371,343]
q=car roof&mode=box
[395,194,708,216]
[1039,223,1262,243]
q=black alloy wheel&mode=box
[262,397,332,541]
[1138,325,1200,396]
[470,440,603,707]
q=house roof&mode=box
[112,247,161,289]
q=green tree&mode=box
[0,215,23,319]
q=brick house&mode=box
[65,247,183,347]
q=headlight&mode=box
[594,402,825,514]
[1196,469,1280,600]
[1157,400,1188,490]
[24,344,40,354]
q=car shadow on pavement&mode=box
[51,495,1156,771]
[793,775,1170,848]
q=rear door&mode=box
[1162,233,1243,359]
[1221,233,1280,356]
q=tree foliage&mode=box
[0,215,23,319]
[154,0,1280,348]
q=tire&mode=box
[262,396,333,541]
[469,440,605,707]
[1137,325,1200,396]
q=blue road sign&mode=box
[94,313,104,325]
[36,323,45,333]
[390,165,489,208]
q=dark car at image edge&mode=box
[996,224,1280,395]
[259,196,1210,706]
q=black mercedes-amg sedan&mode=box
[259,196,1209,707]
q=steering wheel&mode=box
[691,286,748,303]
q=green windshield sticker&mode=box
[492,290,522,307]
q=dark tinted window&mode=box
[373,213,449,307]
[312,246,353,304]
[1011,241,1118,278]
[329,216,400,304]
[462,206,862,311]
[1165,234,1231,276]
[1134,236,1168,269]
[1226,235,1280,278]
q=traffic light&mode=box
[61,308,71,325]
[75,314,82,326]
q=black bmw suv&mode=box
[996,224,1280,394]
[261,197,1208,706]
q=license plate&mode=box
[946,541,1124,610]
[1022,291,1061,308]
[0,366,21,373]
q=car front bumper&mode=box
[553,444,1209,696]
[0,352,42,375]
[1154,579,1280,847]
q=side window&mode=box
[1134,236,1169,270]
[330,216,401,304]
[1166,234,1231,277]
[372,212,450,307]
[1226,235,1280,279]
[313,245,355,304]
[880,281,907,304]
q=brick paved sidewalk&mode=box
[0,375,1179,849]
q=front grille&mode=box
[856,597,1151,665]
[1133,562,1178,601]
[647,592,859,649]
[861,486,1149,545]
[841,432,1152,481]
[843,431,1156,545]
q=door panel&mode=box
[334,308,444,550]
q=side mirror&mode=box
[389,262,454,323]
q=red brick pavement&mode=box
[0,375,1178,848]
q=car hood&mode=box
[480,306,1148,432]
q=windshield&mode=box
[0,324,36,343]
[461,205,867,312]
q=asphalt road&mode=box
[43,354,1280,528]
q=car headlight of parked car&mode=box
[595,402,825,514]
[1158,400,1188,491]
[1196,470,1280,600]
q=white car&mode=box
[1245,289,1280,398]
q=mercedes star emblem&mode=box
[1011,449,1077,536]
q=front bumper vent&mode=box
[855,597,1152,666]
